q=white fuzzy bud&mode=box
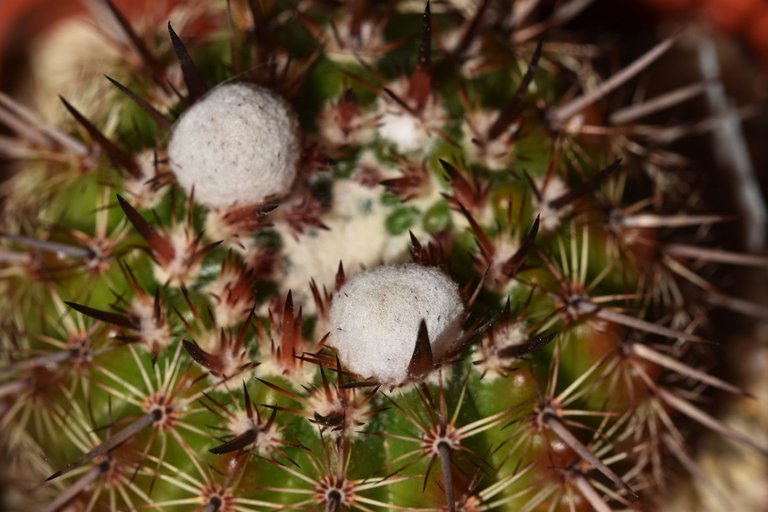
[168,83,300,208]
[328,264,465,384]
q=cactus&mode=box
[0,1,766,510]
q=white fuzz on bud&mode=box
[376,78,446,153]
[328,264,464,384]
[168,83,300,208]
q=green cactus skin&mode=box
[0,1,765,511]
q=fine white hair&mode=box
[329,264,465,384]
[168,83,300,208]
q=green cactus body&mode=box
[0,1,764,511]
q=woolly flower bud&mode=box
[329,264,465,384]
[168,83,300,208]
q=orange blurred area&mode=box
[1,0,767,55]
[748,9,768,59]
[0,0,161,49]
[641,0,768,66]
[0,0,78,51]
[0,0,198,91]
[704,0,764,33]
[641,0,767,32]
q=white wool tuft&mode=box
[328,264,464,384]
[535,176,570,232]
[378,110,426,153]
[168,83,300,208]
